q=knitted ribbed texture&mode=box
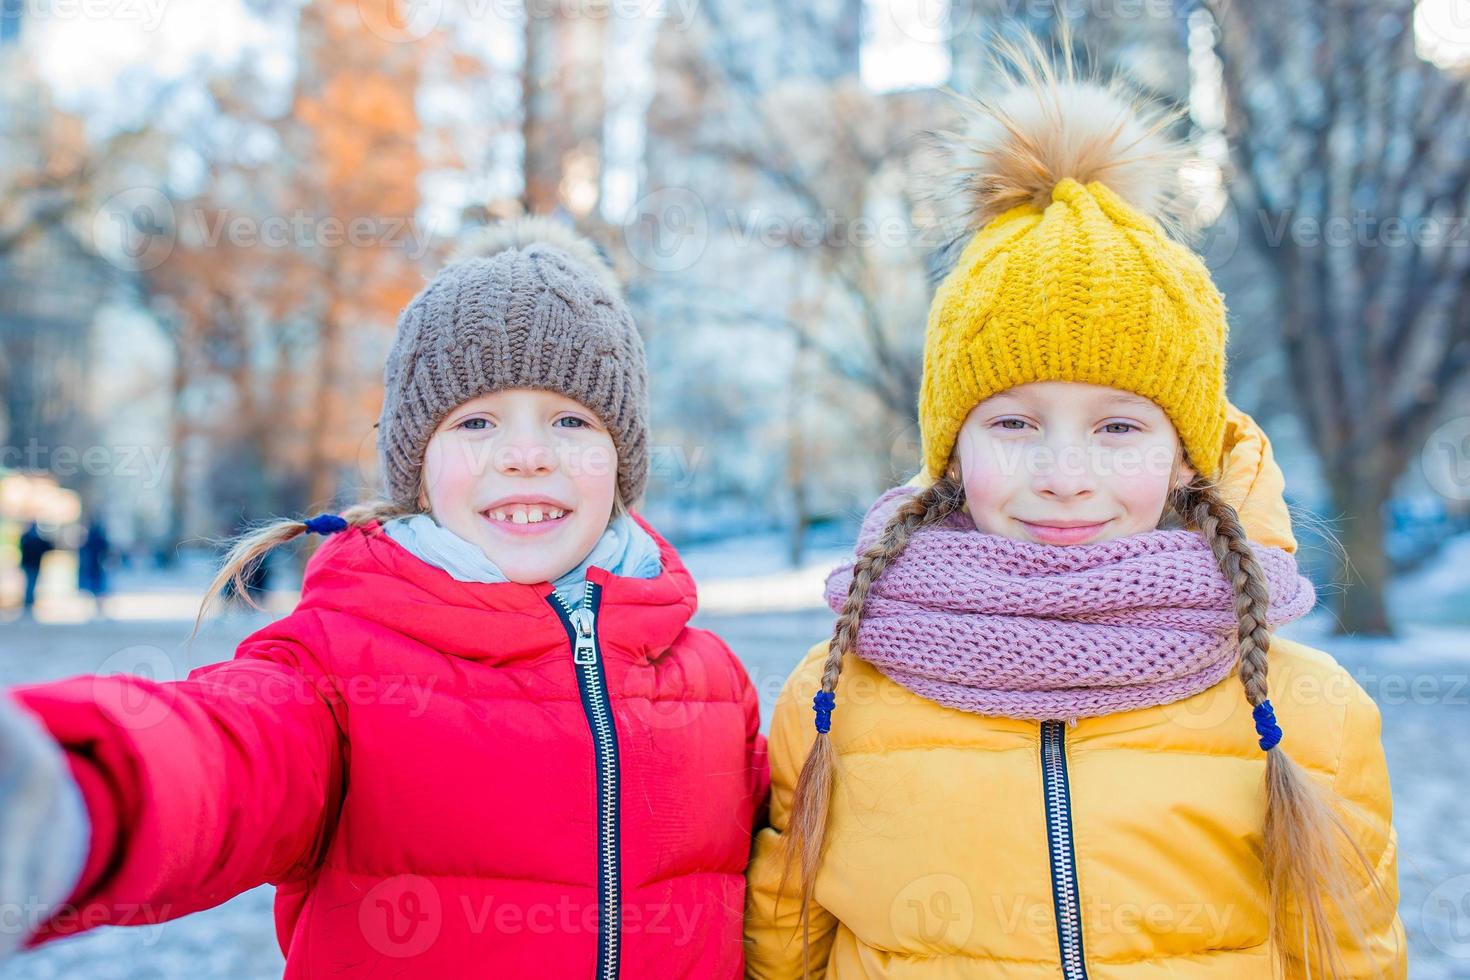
[377,225,649,510]
[920,176,1229,481]
[823,487,1316,720]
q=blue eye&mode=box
[459,417,489,431]
[995,419,1029,430]
[1102,422,1137,434]
[555,417,590,429]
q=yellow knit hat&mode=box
[918,43,1229,481]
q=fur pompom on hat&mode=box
[377,216,650,510]
[916,33,1229,481]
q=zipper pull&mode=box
[570,607,598,666]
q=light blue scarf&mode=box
[382,512,663,609]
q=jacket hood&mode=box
[906,401,1298,553]
[1210,402,1297,553]
[292,510,700,666]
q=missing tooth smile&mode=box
[482,505,569,525]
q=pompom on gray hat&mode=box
[376,216,650,512]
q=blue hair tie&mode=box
[303,513,348,536]
[812,690,836,734]
[1252,699,1283,751]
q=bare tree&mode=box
[1201,0,1470,634]
[523,2,607,215]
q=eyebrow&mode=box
[990,390,1155,411]
[1098,392,1153,409]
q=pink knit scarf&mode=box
[823,487,1317,720]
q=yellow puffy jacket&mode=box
[745,405,1407,979]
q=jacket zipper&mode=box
[548,580,622,980]
[1041,719,1088,980]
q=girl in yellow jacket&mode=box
[745,39,1407,980]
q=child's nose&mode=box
[494,435,558,477]
[1032,439,1098,498]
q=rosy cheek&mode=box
[958,432,1019,483]
[1109,469,1172,513]
[560,439,612,504]
[962,474,1002,510]
[577,444,615,489]
[421,438,480,508]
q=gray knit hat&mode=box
[377,216,649,511]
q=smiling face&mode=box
[951,381,1196,546]
[417,388,619,583]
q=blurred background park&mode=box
[1,0,1470,976]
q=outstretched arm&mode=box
[8,612,348,949]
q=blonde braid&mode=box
[778,475,964,977]
[1175,480,1392,979]
[1180,482,1275,708]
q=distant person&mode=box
[17,522,54,619]
[77,519,111,619]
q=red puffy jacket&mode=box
[12,514,770,977]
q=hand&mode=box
[0,693,90,960]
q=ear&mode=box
[1177,460,1197,488]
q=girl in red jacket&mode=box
[0,218,770,978]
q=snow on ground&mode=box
[0,531,1466,976]
[1389,530,1470,627]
